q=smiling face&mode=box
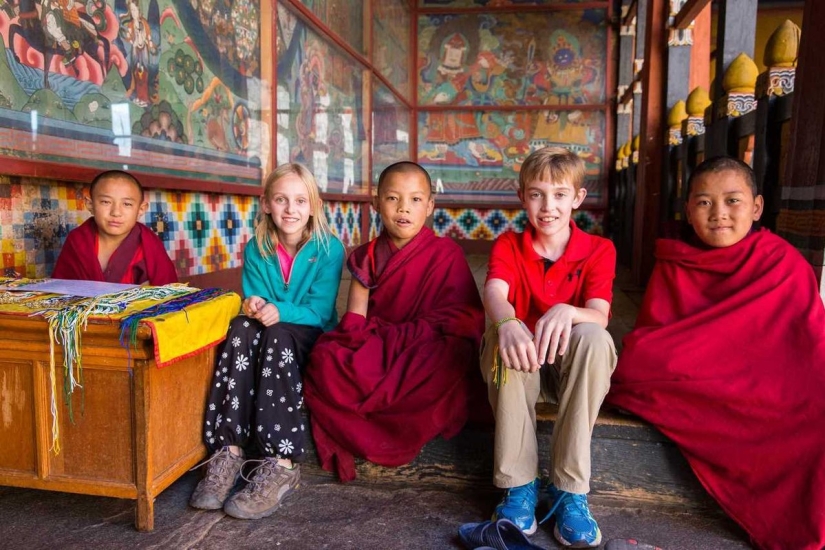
[262,173,312,247]
[686,169,763,248]
[87,176,147,241]
[519,176,586,242]
[375,170,434,249]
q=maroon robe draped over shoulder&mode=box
[52,218,178,285]
[304,227,485,481]
[607,230,825,550]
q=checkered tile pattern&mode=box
[325,201,362,248]
[432,208,604,240]
[1,178,259,278]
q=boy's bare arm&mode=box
[534,298,609,366]
[346,278,369,317]
[483,279,541,373]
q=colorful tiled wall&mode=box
[432,208,604,240]
[0,177,365,278]
[1,175,607,278]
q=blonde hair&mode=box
[518,146,586,194]
[254,163,333,259]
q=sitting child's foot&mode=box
[223,458,300,520]
[189,447,244,510]
[540,484,601,548]
[492,478,539,535]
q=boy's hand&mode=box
[534,303,576,366]
[498,321,541,373]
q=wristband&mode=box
[495,316,519,331]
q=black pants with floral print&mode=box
[203,316,322,462]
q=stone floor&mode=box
[0,256,754,549]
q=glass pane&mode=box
[373,0,411,99]
[418,109,606,206]
[418,10,607,107]
[0,0,269,185]
[297,0,366,55]
[276,4,367,195]
[372,81,411,187]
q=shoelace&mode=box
[188,447,238,479]
[539,491,590,525]
[502,485,535,508]
[239,458,280,490]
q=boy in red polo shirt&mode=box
[480,146,616,547]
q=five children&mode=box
[48,153,823,548]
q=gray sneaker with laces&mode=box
[189,447,245,510]
[223,458,300,520]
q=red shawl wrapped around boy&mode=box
[607,230,825,550]
[304,227,485,481]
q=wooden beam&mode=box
[672,0,710,30]
[689,3,712,92]
[632,0,668,285]
[622,0,638,27]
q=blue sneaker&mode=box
[492,478,539,535]
[539,484,602,547]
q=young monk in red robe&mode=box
[607,157,825,550]
[304,161,485,481]
[52,170,177,285]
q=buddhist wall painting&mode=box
[276,3,367,195]
[417,10,607,206]
[0,0,268,184]
[373,0,411,100]
[372,79,411,184]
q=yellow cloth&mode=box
[142,292,241,366]
[0,287,241,367]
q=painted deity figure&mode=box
[119,0,157,104]
[42,0,95,65]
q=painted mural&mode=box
[418,108,606,205]
[298,0,364,55]
[417,9,607,206]
[372,79,411,187]
[0,0,267,184]
[418,10,606,107]
[276,3,367,195]
[373,0,410,100]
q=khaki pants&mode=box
[480,322,616,494]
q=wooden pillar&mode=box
[689,4,711,92]
[617,0,636,148]
[778,0,825,298]
[706,0,758,157]
[633,0,649,135]
[632,0,668,284]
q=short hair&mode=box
[90,170,144,201]
[377,161,432,194]
[687,156,757,196]
[519,146,586,193]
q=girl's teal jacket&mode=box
[241,235,345,332]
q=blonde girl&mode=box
[190,163,345,520]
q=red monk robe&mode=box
[52,218,178,285]
[304,227,485,481]
[607,229,825,550]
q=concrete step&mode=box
[301,404,718,513]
